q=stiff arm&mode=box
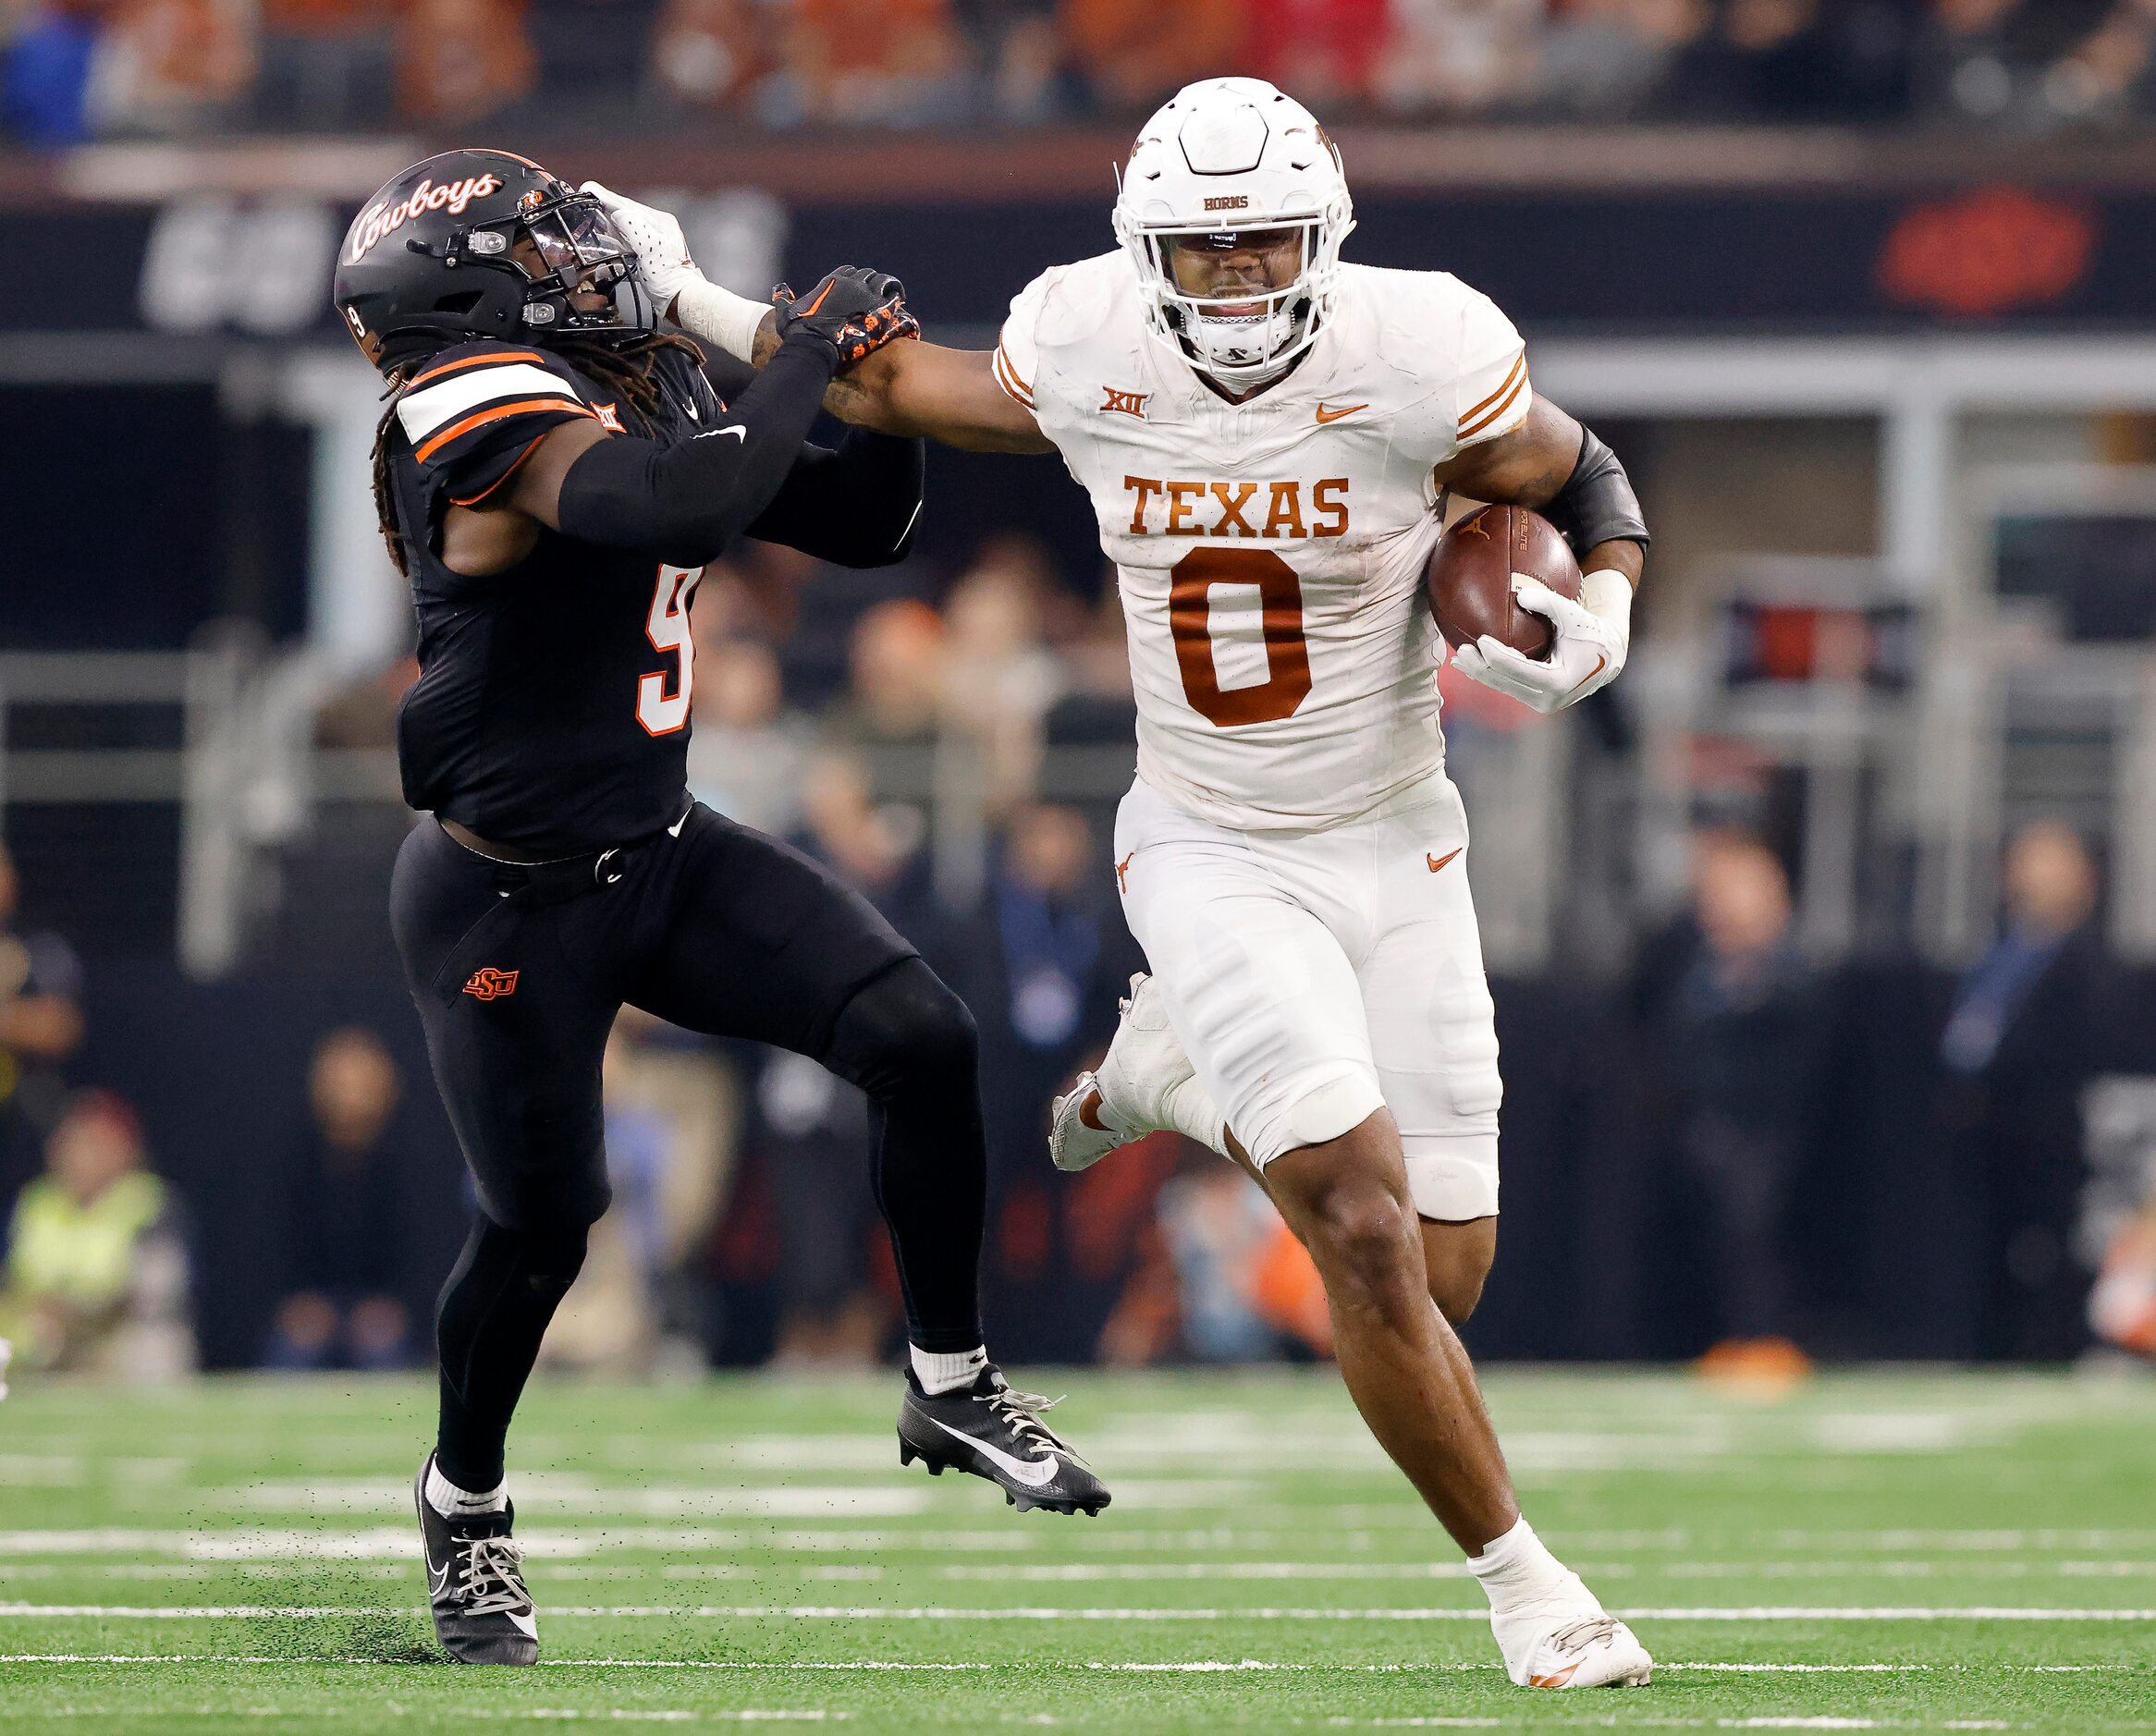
[752,315,1054,455]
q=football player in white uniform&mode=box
[590,76,1652,1692]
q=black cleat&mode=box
[414,1454,539,1665]
[897,1367,1111,1516]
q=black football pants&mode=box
[389,803,987,1490]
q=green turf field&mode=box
[1,1370,2152,1732]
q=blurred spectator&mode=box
[650,0,769,109]
[1911,0,2115,128]
[3,0,100,144]
[0,1091,194,1379]
[254,0,395,128]
[953,0,1068,120]
[746,751,938,1369]
[940,537,1065,816]
[1107,1155,1329,1363]
[766,0,967,126]
[263,1028,413,1372]
[796,746,933,919]
[827,599,946,818]
[542,1008,737,1371]
[1242,0,1389,106]
[1534,0,1700,116]
[951,801,1133,1172]
[1939,819,2113,1361]
[1043,582,1138,749]
[86,0,256,134]
[0,840,85,1212]
[753,1042,888,1368]
[394,0,536,121]
[686,638,813,837]
[1060,0,1243,112]
[2089,1190,2156,1357]
[1662,831,1823,1378]
[1378,0,1544,116]
[2043,0,2156,125]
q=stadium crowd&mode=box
[6,520,2156,1385]
[5,0,2156,144]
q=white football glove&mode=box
[581,181,699,310]
[581,181,767,362]
[1450,569,1633,715]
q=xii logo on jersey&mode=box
[1099,387,1150,420]
[592,402,625,433]
[462,967,520,1000]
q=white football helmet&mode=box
[1113,78,1354,392]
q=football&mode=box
[1427,504,1583,661]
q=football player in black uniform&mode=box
[331,150,1109,1668]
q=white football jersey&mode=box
[997,252,1530,830]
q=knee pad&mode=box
[826,956,978,1101]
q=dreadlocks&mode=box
[371,330,710,575]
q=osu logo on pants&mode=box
[462,966,520,1000]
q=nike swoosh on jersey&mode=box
[1427,848,1462,874]
[931,1418,1060,1486]
[695,425,748,443]
[1315,401,1367,424]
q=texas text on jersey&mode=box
[384,337,722,854]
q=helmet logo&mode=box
[1204,196,1248,213]
[345,173,504,264]
[519,189,545,211]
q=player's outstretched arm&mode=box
[797,338,1057,455]
[431,269,909,578]
[1435,397,1650,714]
[581,183,1051,456]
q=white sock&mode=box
[1465,1516,1591,1617]
[910,1343,988,1396]
[425,1460,508,1519]
[1093,1073,1226,1158]
[1162,1076,1229,1157]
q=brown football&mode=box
[1427,505,1583,661]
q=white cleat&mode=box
[1048,1069,1120,1173]
[1048,973,1208,1172]
[1506,1614,1653,1690]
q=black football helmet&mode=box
[333,148,656,372]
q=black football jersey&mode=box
[385,339,729,855]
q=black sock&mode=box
[434,1213,589,1490]
[824,957,986,1354]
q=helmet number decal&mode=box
[637,564,702,737]
[1167,547,1311,727]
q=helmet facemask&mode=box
[440,188,655,337]
[1119,191,1351,394]
[1142,220,1327,390]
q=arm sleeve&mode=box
[745,426,925,568]
[394,344,597,506]
[991,269,1055,412]
[555,340,838,569]
[1452,288,1531,450]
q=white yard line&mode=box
[0,1654,2134,1675]
[6,1602,2156,1620]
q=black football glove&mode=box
[772,266,920,369]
